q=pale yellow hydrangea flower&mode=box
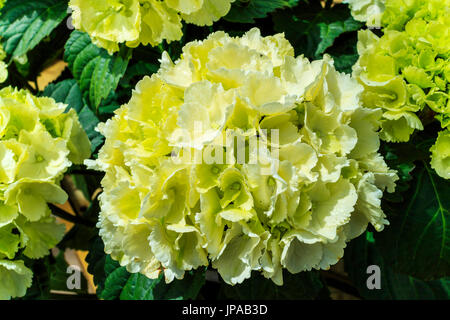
[89,29,398,286]
[69,0,235,54]
[0,87,91,300]
[344,0,385,27]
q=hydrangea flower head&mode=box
[353,0,450,178]
[69,0,235,54]
[344,0,385,27]
[0,87,91,299]
[89,28,398,285]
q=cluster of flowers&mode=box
[352,0,450,179]
[344,0,385,28]
[89,29,398,285]
[0,87,91,299]
[69,0,235,54]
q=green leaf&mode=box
[120,269,206,300]
[77,105,104,153]
[219,270,323,300]
[86,236,108,296]
[42,79,84,113]
[375,163,450,280]
[119,60,158,90]
[100,258,130,300]
[225,0,299,23]
[0,0,68,58]
[324,32,359,74]
[64,31,131,109]
[86,237,132,300]
[86,237,206,301]
[273,2,362,59]
[345,232,450,299]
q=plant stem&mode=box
[69,169,104,176]
[49,204,95,227]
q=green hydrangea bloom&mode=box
[353,0,450,179]
[430,129,450,179]
[69,0,235,54]
[89,29,397,285]
[0,87,91,299]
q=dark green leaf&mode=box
[225,0,299,23]
[345,232,450,299]
[375,163,450,280]
[77,105,104,153]
[86,236,108,296]
[219,270,323,300]
[0,0,68,57]
[64,31,131,109]
[100,258,130,300]
[120,269,206,300]
[119,60,158,90]
[42,79,84,113]
[273,3,362,59]
[86,238,206,301]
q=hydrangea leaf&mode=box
[273,2,362,59]
[87,241,205,300]
[375,163,450,280]
[345,232,450,299]
[224,0,299,23]
[64,30,131,109]
[99,258,130,300]
[119,269,206,300]
[0,0,68,58]
[85,236,110,297]
[219,270,323,300]
[42,79,84,113]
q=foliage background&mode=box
[0,0,448,300]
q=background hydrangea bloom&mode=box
[69,0,235,54]
[89,28,398,286]
[344,0,385,27]
[0,87,91,299]
[353,0,450,178]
